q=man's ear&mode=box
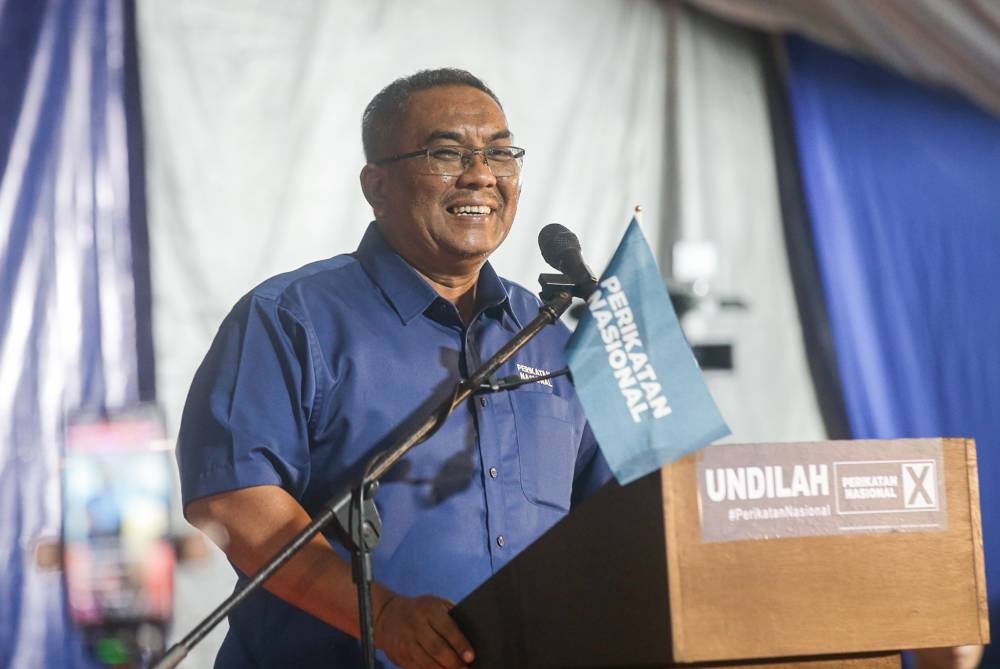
[360,164,387,218]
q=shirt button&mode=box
[496,535,505,547]
[489,467,498,479]
[479,397,487,407]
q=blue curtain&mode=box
[785,35,1000,665]
[0,0,147,665]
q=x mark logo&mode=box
[903,462,936,508]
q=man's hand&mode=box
[913,645,984,669]
[187,486,477,667]
[374,594,475,669]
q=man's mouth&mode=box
[448,204,493,216]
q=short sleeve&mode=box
[176,293,318,510]
[571,421,613,506]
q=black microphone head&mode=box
[538,223,581,270]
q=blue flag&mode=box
[566,218,730,484]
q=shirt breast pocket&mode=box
[511,389,581,512]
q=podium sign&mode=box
[696,439,948,542]
[453,438,989,668]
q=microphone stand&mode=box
[155,274,589,669]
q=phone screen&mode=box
[62,410,176,628]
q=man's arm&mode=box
[186,485,475,669]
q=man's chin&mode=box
[446,245,494,263]
[444,233,505,261]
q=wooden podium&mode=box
[452,438,989,668]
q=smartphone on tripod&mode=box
[62,407,176,667]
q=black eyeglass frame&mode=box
[371,145,526,177]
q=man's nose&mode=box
[456,152,497,187]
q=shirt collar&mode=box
[355,222,517,326]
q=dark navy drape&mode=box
[0,0,147,665]
[786,35,1000,665]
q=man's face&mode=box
[363,85,521,276]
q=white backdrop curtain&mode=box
[669,4,825,443]
[138,0,670,434]
[137,1,823,663]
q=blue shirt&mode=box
[176,223,610,667]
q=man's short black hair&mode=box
[362,68,502,162]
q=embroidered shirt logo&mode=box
[516,363,553,388]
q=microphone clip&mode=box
[538,272,597,301]
[477,368,571,394]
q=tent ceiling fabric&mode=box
[690,0,1000,118]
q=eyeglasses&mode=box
[372,145,525,178]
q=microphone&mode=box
[538,224,598,298]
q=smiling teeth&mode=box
[453,205,491,215]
